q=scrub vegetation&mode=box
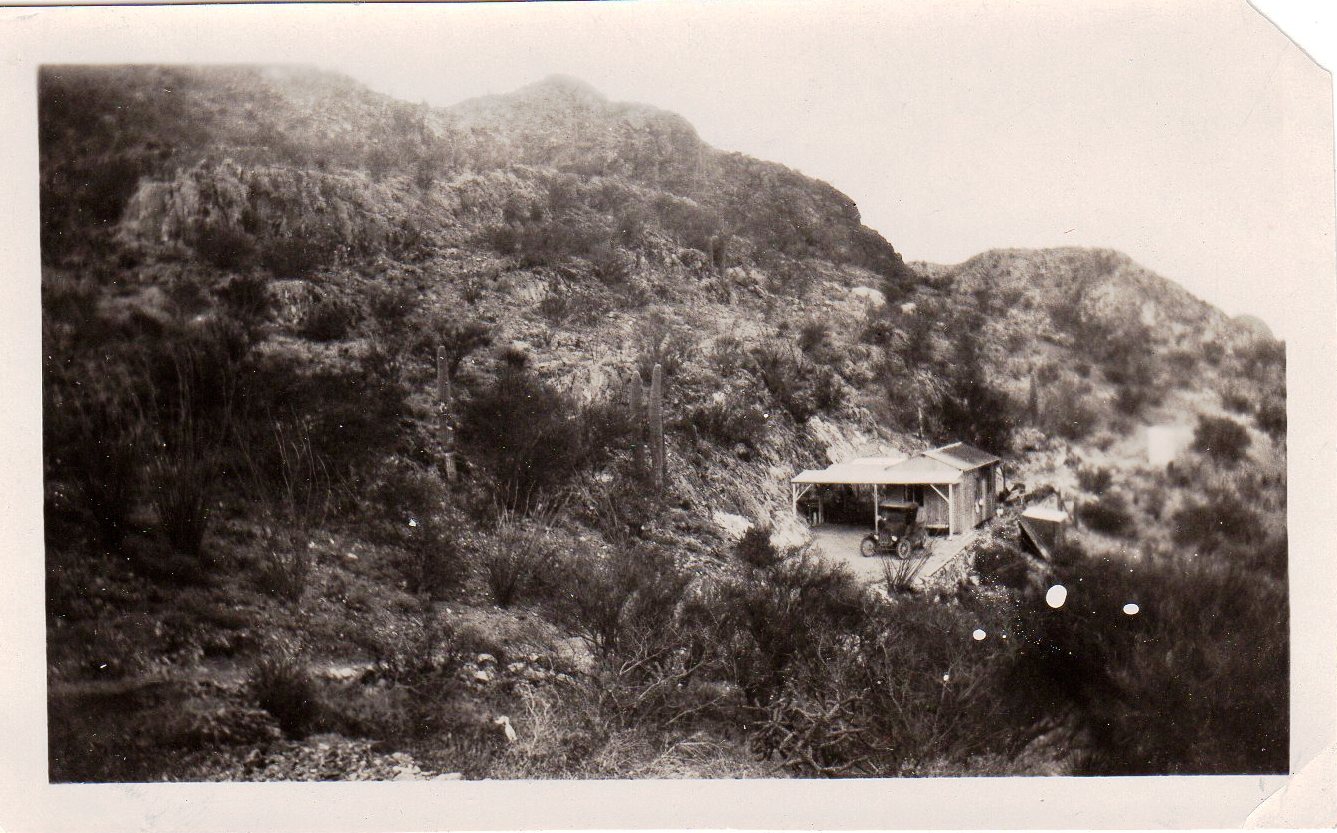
[42,66,1286,781]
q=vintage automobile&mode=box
[860,500,928,558]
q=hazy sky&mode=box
[310,0,1332,340]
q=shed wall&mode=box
[953,473,975,534]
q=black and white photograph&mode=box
[4,0,1337,828]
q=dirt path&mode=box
[809,523,978,586]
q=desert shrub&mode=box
[707,335,748,378]
[481,510,559,607]
[1007,543,1287,774]
[498,342,529,369]
[1254,401,1286,443]
[588,242,632,285]
[359,465,461,600]
[973,540,1032,590]
[461,277,486,306]
[299,294,360,342]
[750,343,844,423]
[242,353,406,479]
[237,419,333,536]
[1192,415,1252,466]
[879,547,933,594]
[897,305,936,366]
[1220,387,1254,415]
[747,595,1022,776]
[569,470,657,548]
[735,525,781,570]
[1232,533,1287,582]
[254,534,311,604]
[1076,465,1113,495]
[652,193,722,253]
[686,398,768,448]
[1170,492,1265,552]
[812,366,845,413]
[366,603,456,686]
[560,544,689,659]
[215,273,272,341]
[249,650,321,739]
[415,315,493,380]
[715,552,867,707]
[560,547,723,731]
[860,312,895,346]
[537,288,573,323]
[459,366,630,508]
[1041,379,1099,440]
[484,218,607,270]
[47,380,146,550]
[1102,332,1160,417]
[396,519,466,600]
[259,236,329,278]
[933,373,1015,452]
[635,313,696,380]
[193,225,256,271]
[367,282,419,330]
[798,319,829,355]
[930,316,1015,451]
[1076,493,1134,538]
[149,436,218,558]
[1236,337,1285,379]
[146,344,230,558]
[1113,382,1157,417]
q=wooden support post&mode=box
[948,483,955,535]
[872,484,879,531]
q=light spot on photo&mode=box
[1046,584,1068,608]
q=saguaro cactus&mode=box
[628,371,646,474]
[649,362,665,493]
[437,344,457,482]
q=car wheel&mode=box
[895,539,911,559]
[860,537,877,557]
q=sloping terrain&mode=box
[41,65,1287,781]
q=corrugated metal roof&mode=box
[923,442,1000,470]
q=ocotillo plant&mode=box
[649,362,665,493]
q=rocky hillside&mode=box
[41,65,1287,782]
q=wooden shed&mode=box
[874,442,1001,535]
[790,442,1001,536]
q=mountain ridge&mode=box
[38,64,1288,783]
